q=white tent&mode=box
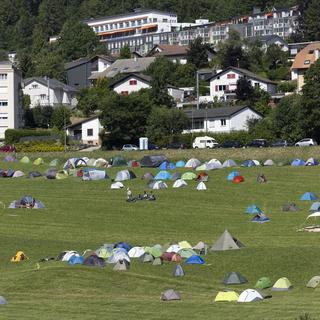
[128,246,145,258]
[206,162,222,170]
[223,159,237,168]
[150,181,168,190]
[61,251,78,262]
[264,159,274,166]
[252,160,260,166]
[185,158,201,168]
[208,159,222,167]
[196,182,207,190]
[82,157,89,163]
[238,289,263,303]
[307,212,320,219]
[82,170,106,181]
[166,244,181,253]
[12,170,25,178]
[173,179,187,188]
[306,157,318,166]
[86,158,96,166]
[115,170,136,181]
[94,158,108,167]
[107,252,130,264]
[111,182,124,189]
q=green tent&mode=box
[20,156,30,164]
[139,253,154,263]
[111,155,126,167]
[33,157,44,165]
[196,163,207,171]
[56,171,68,180]
[272,277,293,291]
[152,257,163,266]
[147,247,163,258]
[178,248,197,259]
[87,158,96,166]
[49,159,59,167]
[181,172,197,180]
[255,277,273,289]
[307,276,320,288]
[223,272,248,285]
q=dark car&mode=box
[246,139,269,148]
[271,140,289,147]
[0,145,16,152]
[221,141,243,148]
[148,143,159,150]
[166,142,186,149]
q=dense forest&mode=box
[0,0,318,79]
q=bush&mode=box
[15,141,64,152]
[278,80,297,93]
[5,129,52,144]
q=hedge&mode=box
[15,141,64,152]
[5,129,52,144]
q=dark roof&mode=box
[84,9,177,24]
[67,115,100,129]
[184,105,261,119]
[109,73,152,88]
[148,45,189,57]
[64,55,114,70]
[23,77,78,92]
[208,67,277,85]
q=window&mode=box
[220,119,226,126]
[129,80,137,85]
[87,129,93,136]
[304,60,311,65]
[0,116,8,119]
[32,84,38,89]
[0,101,8,106]
[227,73,236,79]
[193,119,204,129]
[153,18,157,22]
[0,74,7,80]
[163,18,168,22]
[254,83,260,88]
[40,94,46,100]
[215,85,228,91]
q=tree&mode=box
[272,94,304,142]
[119,45,131,59]
[235,77,254,101]
[51,105,71,130]
[58,20,100,61]
[172,63,197,87]
[146,107,189,145]
[301,59,320,140]
[187,37,209,68]
[31,106,54,128]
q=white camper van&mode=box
[192,136,219,149]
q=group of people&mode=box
[126,188,156,202]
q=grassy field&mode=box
[0,151,320,319]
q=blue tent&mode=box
[291,159,306,166]
[176,160,186,168]
[184,255,205,265]
[159,161,176,170]
[246,205,263,214]
[301,192,318,201]
[114,242,132,252]
[173,264,185,277]
[242,160,256,167]
[310,202,320,212]
[154,170,172,180]
[68,255,84,265]
[251,214,270,223]
[0,296,7,305]
[227,171,240,181]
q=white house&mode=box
[208,67,277,101]
[23,77,78,108]
[66,116,103,146]
[109,73,184,103]
[183,105,262,133]
[0,61,23,139]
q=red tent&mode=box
[233,175,244,183]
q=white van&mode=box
[192,136,219,149]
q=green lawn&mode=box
[0,155,320,319]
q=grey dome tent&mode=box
[113,259,130,271]
[148,180,167,189]
[83,255,106,267]
[9,195,45,209]
[223,159,237,168]
[161,289,181,301]
[82,169,108,181]
[152,257,163,266]
[142,172,154,180]
[307,276,320,288]
[211,230,245,251]
[28,171,42,178]
[264,159,275,166]
[45,168,57,179]
[110,155,126,167]
[193,241,208,255]
[141,155,167,167]
[282,203,300,212]
[171,172,181,181]
[173,264,185,277]
[115,170,136,181]
[139,253,154,263]
[223,272,248,285]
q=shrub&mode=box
[15,141,64,152]
[5,129,52,144]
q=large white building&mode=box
[0,61,23,139]
[23,77,78,108]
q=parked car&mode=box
[148,143,159,150]
[295,138,317,147]
[0,145,16,152]
[271,140,289,147]
[246,139,269,148]
[192,136,219,149]
[121,144,139,151]
[220,141,243,148]
[166,142,186,149]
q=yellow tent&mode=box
[33,158,44,166]
[178,241,192,249]
[272,277,293,291]
[215,291,239,302]
[11,251,28,262]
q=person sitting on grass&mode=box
[143,191,149,200]
[126,188,133,202]
[257,173,267,183]
[148,191,156,201]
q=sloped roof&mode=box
[66,115,100,128]
[108,73,152,88]
[23,77,78,92]
[185,105,261,119]
[291,42,320,70]
[89,57,156,79]
[148,44,189,57]
[208,66,277,85]
[65,55,115,70]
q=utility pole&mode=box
[46,76,50,106]
[196,71,199,110]
[64,107,67,153]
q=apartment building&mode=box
[0,61,23,139]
